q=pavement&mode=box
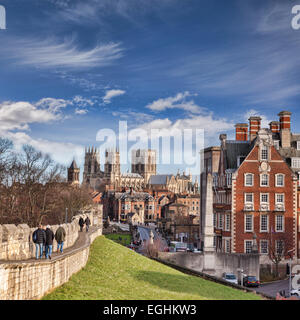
[0,226,99,264]
[255,279,289,298]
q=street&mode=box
[255,279,289,298]
[137,225,168,248]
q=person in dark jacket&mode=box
[45,225,54,259]
[55,225,66,253]
[79,216,85,232]
[32,225,46,260]
[85,216,91,232]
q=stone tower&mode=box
[82,146,103,189]
[68,159,80,186]
[104,148,121,186]
[131,149,156,184]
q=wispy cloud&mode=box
[146,92,202,114]
[103,89,126,104]
[2,37,124,70]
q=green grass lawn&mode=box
[43,236,261,300]
[104,233,131,246]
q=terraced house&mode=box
[202,111,300,265]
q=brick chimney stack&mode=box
[269,121,280,133]
[278,111,292,148]
[249,116,262,141]
[235,123,248,141]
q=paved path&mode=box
[137,226,168,248]
[0,226,99,265]
[255,279,289,298]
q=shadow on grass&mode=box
[134,270,256,300]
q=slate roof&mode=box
[225,140,254,169]
[114,191,154,201]
[148,174,173,185]
[69,160,78,169]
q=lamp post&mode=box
[287,249,293,297]
[65,207,68,224]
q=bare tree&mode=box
[265,231,294,277]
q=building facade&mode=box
[201,111,300,264]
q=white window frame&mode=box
[244,240,253,254]
[275,215,284,232]
[225,239,230,253]
[244,214,253,232]
[275,174,285,187]
[225,214,230,231]
[297,141,300,151]
[275,193,285,204]
[260,174,269,187]
[213,213,217,228]
[275,240,285,256]
[260,240,269,255]
[245,193,254,204]
[218,213,223,230]
[260,193,269,204]
[244,173,254,187]
[261,145,269,161]
[260,214,269,232]
[274,140,280,150]
[292,157,300,169]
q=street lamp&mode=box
[287,249,294,297]
[65,207,68,224]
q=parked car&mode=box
[222,273,238,285]
[187,243,194,252]
[193,248,202,253]
[290,288,300,297]
[175,242,188,252]
[243,276,260,287]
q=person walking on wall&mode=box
[55,224,66,253]
[45,225,54,259]
[79,216,85,232]
[85,216,91,232]
[32,224,46,260]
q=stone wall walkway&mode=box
[0,226,99,265]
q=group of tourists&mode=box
[79,216,91,232]
[32,215,90,260]
[32,224,66,260]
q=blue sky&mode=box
[0,0,300,176]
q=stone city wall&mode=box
[0,205,103,300]
[0,227,102,300]
[158,251,260,280]
[0,206,102,261]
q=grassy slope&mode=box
[43,236,261,300]
[105,233,131,246]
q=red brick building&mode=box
[202,111,299,264]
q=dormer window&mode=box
[261,145,269,161]
[292,157,300,168]
[297,141,300,151]
[274,140,280,150]
[237,156,246,167]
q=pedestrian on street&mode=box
[55,224,66,253]
[85,216,91,232]
[32,224,46,260]
[79,216,85,232]
[45,225,54,259]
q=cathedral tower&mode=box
[131,149,156,184]
[68,159,80,186]
[104,148,121,185]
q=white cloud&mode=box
[244,109,273,129]
[3,37,124,70]
[75,108,88,115]
[0,101,60,132]
[103,89,126,104]
[146,91,201,113]
[6,131,83,166]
